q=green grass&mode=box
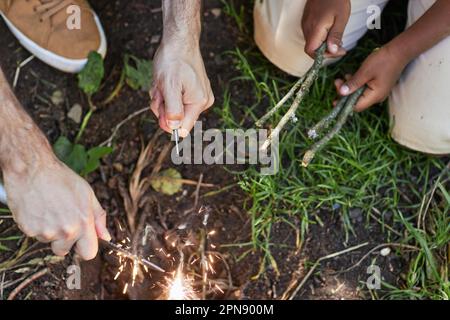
[219,0,449,299]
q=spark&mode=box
[167,265,196,300]
[123,283,129,294]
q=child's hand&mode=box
[302,0,351,58]
[335,46,408,112]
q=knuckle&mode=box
[41,230,56,241]
[61,226,77,239]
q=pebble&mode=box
[67,103,83,124]
[113,162,124,173]
[380,247,391,256]
[51,90,64,106]
[211,8,222,18]
[150,34,161,44]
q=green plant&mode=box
[53,136,113,177]
[75,52,105,143]
[124,54,153,91]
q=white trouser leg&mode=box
[389,0,450,154]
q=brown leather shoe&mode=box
[0,0,107,73]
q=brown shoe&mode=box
[0,0,107,73]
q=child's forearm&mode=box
[386,0,450,63]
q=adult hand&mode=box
[3,155,111,260]
[150,38,214,137]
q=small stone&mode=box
[150,34,161,44]
[380,247,391,256]
[113,163,123,173]
[67,103,83,124]
[211,8,222,18]
[51,90,64,106]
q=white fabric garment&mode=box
[254,0,450,154]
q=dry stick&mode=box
[259,43,327,151]
[7,267,49,300]
[302,87,365,167]
[255,75,306,127]
[100,106,150,147]
[307,96,349,140]
[283,242,369,300]
[334,243,419,275]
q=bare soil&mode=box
[0,0,416,300]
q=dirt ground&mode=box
[0,0,422,300]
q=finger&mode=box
[305,24,329,58]
[353,85,382,112]
[93,201,111,242]
[35,230,58,243]
[150,88,162,118]
[75,224,98,261]
[51,237,77,256]
[179,104,204,138]
[158,104,172,134]
[162,80,184,129]
[339,69,371,96]
[334,78,345,92]
[324,47,347,59]
[327,15,347,55]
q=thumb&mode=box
[327,16,347,54]
[94,206,111,242]
[163,81,184,130]
[339,70,369,97]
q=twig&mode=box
[302,87,365,167]
[307,96,348,139]
[283,242,369,300]
[255,75,305,127]
[334,243,419,275]
[417,161,449,231]
[259,43,326,151]
[13,55,35,89]
[100,106,150,147]
[193,174,204,209]
[7,267,49,300]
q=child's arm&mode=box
[337,0,450,111]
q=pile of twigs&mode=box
[256,43,365,167]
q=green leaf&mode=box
[78,52,104,96]
[53,136,73,161]
[150,168,183,195]
[124,54,153,91]
[82,146,113,176]
[0,243,11,251]
[66,144,88,174]
[0,236,21,241]
[53,136,112,176]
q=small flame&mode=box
[167,265,196,300]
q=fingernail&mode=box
[340,85,350,95]
[103,230,112,242]
[329,44,339,54]
[167,120,181,129]
[179,128,190,138]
